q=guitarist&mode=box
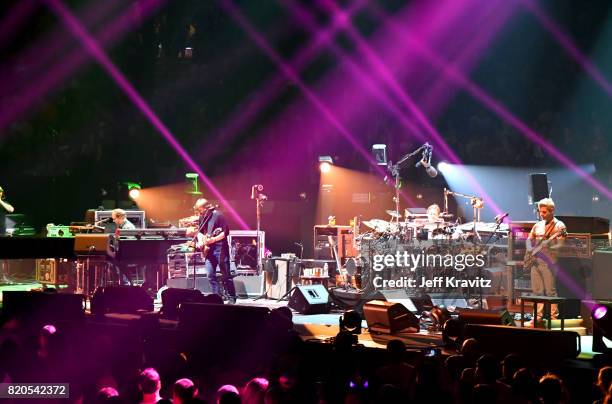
[525,198,567,319]
[194,198,237,304]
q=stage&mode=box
[0,280,598,361]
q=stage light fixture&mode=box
[592,304,612,353]
[372,144,388,166]
[123,182,141,200]
[593,304,612,334]
[128,188,140,200]
[339,309,362,335]
[429,306,452,330]
[319,156,333,173]
[185,173,202,195]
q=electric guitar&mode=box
[196,227,223,258]
[524,228,567,268]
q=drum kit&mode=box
[361,209,462,242]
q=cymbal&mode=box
[385,210,402,219]
[362,219,399,233]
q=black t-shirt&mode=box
[199,209,229,252]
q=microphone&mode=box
[426,165,438,178]
[95,217,112,225]
[495,212,509,223]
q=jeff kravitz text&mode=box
[370,251,492,290]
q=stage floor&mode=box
[0,281,597,359]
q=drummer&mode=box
[426,204,443,223]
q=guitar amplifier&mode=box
[74,234,116,257]
[167,252,206,278]
[313,225,354,262]
[36,258,72,285]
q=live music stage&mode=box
[2,1,612,402]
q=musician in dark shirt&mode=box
[194,198,236,303]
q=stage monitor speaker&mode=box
[528,173,549,204]
[233,274,264,298]
[166,276,212,294]
[91,286,154,315]
[592,250,612,300]
[160,288,207,318]
[2,291,85,326]
[556,257,590,317]
[74,234,115,257]
[366,289,419,312]
[288,284,329,314]
[266,258,293,299]
[464,324,580,363]
[363,300,419,334]
[458,309,514,326]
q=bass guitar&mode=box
[524,228,567,268]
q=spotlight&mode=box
[592,304,612,353]
[339,309,362,335]
[437,161,450,175]
[319,156,333,173]
[128,188,140,200]
[372,144,388,166]
[123,182,141,200]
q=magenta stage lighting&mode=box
[376,14,612,201]
[522,0,612,98]
[284,0,506,215]
[219,0,390,183]
[0,0,167,134]
[45,0,249,229]
[592,304,612,353]
[196,0,367,163]
[594,305,608,321]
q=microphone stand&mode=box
[387,144,430,226]
[255,194,266,274]
[252,192,268,300]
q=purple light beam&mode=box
[44,0,249,229]
[521,0,612,99]
[312,0,506,214]
[376,9,612,201]
[196,0,368,163]
[219,0,391,183]
[0,0,166,134]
